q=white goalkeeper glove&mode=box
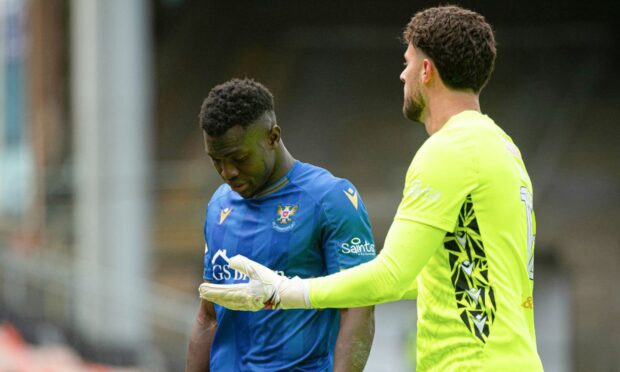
[198,254,311,311]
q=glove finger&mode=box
[199,282,264,311]
[229,255,279,283]
[199,282,241,297]
[199,282,248,302]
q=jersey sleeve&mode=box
[320,180,376,274]
[308,131,479,308]
[395,132,478,232]
[202,202,215,281]
[203,186,230,281]
[309,219,445,308]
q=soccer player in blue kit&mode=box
[185,78,376,371]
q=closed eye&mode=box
[232,155,249,162]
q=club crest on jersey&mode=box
[272,204,298,232]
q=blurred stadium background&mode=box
[0,0,618,370]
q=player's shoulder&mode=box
[417,111,493,161]
[438,110,498,143]
[292,161,358,204]
[208,183,234,207]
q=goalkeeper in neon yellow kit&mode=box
[200,5,544,371]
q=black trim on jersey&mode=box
[443,194,496,343]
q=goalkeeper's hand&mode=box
[198,255,311,311]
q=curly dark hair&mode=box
[402,5,496,93]
[199,78,275,136]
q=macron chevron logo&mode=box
[455,231,467,248]
[461,260,474,277]
[219,208,232,224]
[344,188,359,210]
[465,287,482,305]
[473,314,487,334]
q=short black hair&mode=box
[199,78,275,136]
[403,5,496,93]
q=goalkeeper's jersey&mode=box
[395,110,542,371]
[202,160,375,371]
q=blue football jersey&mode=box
[203,161,376,371]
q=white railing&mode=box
[0,245,198,369]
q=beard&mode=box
[403,89,425,123]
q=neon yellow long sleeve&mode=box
[308,219,445,308]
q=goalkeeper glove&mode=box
[198,254,311,311]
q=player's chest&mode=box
[214,198,315,229]
[209,199,320,256]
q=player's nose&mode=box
[220,162,239,180]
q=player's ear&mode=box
[421,59,433,83]
[267,124,281,148]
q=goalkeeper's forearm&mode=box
[199,220,444,311]
[306,219,445,309]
